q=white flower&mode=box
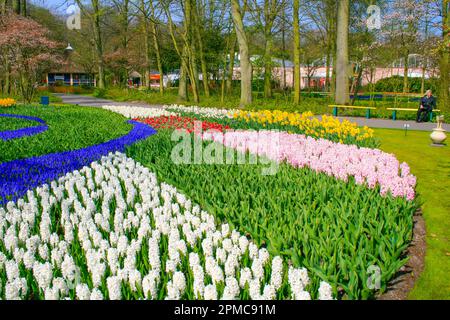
[318,281,334,300]
[90,288,104,300]
[238,236,249,254]
[249,279,262,300]
[5,281,21,300]
[5,278,27,300]
[251,259,264,280]
[128,269,142,292]
[258,248,270,265]
[270,256,283,290]
[288,266,311,300]
[76,284,91,300]
[295,291,311,300]
[204,284,218,300]
[5,260,20,282]
[53,277,69,297]
[173,271,186,294]
[44,287,60,300]
[107,276,122,300]
[249,243,258,259]
[239,268,252,289]
[33,262,53,290]
[142,270,159,299]
[222,277,240,300]
[262,284,276,300]
[166,281,180,300]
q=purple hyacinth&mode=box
[0,120,156,204]
[0,113,48,141]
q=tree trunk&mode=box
[193,0,210,97]
[21,0,26,16]
[0,0,6,15]
[403,52,409,93]
[263,0,273,98]
[152,22,164,95]
[140,0,150,87]
[325,53,331,92]
[327,0,337,97]
[293,0,301,103]
[185,0,200,103]
[335,0,349,105]
[13,0,20,14]
[231,0,252,107]
[440,0,449,111]
[92,0,105,89]
[178,47,188,101]
[226,35,236,94]
[263,37,273,98]
[351,66,363,105]
[121,0,129,86]
[149,1,164,95]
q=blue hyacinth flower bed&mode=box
[0,114,48,141]
[0,120,156,204]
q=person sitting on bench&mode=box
[416,90,436,123]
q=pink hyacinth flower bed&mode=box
[200,130,416,201]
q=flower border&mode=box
[0,114,48,141]
[0,120,156,204]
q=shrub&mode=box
[373,76,439,95]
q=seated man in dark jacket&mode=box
[416,90,437,122]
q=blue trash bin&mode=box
[40,96,49,106]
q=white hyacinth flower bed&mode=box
[101,105,237,119]
[0,152,333,300]
[102,105,177,118]
[164,105,237,119]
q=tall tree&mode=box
[231,0,252,107]
[440,0,450,110]
[139,0,151,87]
[0,0,6,15]
[326,0,337,94]
[21,0,26,16]
[149,0,164,94]
[193,0,210,97]
[13,0,20,14]
[226,33,237,94]
[335,0,349,104]
[75,0,106,89]
[163,0,200,102]
[293,0,301,104]
[114,0,130,85]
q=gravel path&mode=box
[56,94,449,132]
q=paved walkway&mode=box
[55,94,163,108]
[56,94,449,131]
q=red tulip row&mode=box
[135,115,231,133]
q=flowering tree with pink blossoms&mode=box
[0,13,61,102]
[380,0,425,93]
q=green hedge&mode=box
[373,76,439,95]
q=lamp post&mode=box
[64,43,74,92]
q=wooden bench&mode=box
[387,108,441,121]
[328,105,377,119]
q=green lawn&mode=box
[374,128,450,299]
[0,105,131,163]
[0,116,38,131]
